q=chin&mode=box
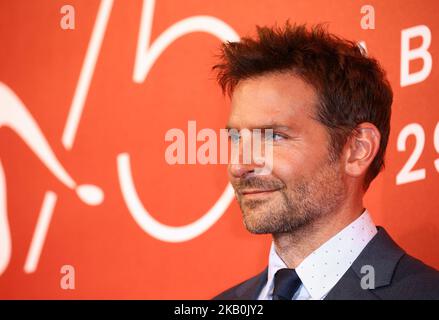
[242,208,276,234]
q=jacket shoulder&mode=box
[321,227,439,300]
[378,253,439,299]
[358,227,439,299]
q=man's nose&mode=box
[228,129,267,179]
[228,162,256,179]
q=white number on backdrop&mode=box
[396,123,426,185]
[396,122,439,185]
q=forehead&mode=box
[228,72,318,129]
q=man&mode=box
[212,23,439,300]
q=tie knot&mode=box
[273,268,302,300]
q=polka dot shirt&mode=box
[258,209,377,300]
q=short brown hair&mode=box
[213,22,393,189]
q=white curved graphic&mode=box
[133,0,239,82]
[125,0,239,242]
[117,153,235,242]
[1,0,110,276]
[62,0,113,150]
[0,82,104,275]
[0,83,75,189]
[0,83,104,205]
[0,160,11,275]
[1,0,239,276]
[24,190,57,274]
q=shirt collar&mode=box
[266,209,377,300]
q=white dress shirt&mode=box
[258,209,377,300]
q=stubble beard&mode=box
[235,159,346,235]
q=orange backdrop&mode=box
[0,0,438,299]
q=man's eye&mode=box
[265,132,285,141]
[228,131,240,143]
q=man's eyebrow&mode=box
[225,124,291,131]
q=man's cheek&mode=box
[271,155,299,180]
[254,149,273,175]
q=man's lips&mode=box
[240,189,280,196]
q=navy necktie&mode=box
[272,268,302,300]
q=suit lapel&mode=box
[324,268,380,299]
[235,268,268,300]
[325,227,405,300]
[231,227,405,300]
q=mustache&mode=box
[232,177,285,193]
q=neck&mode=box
[272,199,365,269]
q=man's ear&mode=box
[344,122,380,178]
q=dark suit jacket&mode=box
[214,227,439,300]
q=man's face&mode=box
[227,72,347,234]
